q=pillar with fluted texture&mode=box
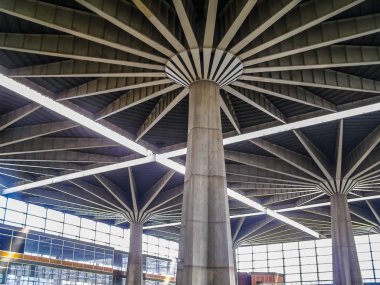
[177,80,236,285]
[331,194,362,285]
[126,222,143,285]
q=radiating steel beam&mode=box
[241,69,380,94]
[219,92,241,134]
[0,138,118,156]
[240,0,365,61]
[9,60,166,78]
[136,89,188,141]
[0,33,162,70]
[74,0,174,57]
[57,78,172,100]
[224,85,287,123]
[0,0,166,63]
[232,81,336,111]
[0,103,40,131]
[245,46,380,73]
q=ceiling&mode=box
[0,0,380,245]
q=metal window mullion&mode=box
[368,234,376,282]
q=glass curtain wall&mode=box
[0,196,179,261]
[236,235,380,284]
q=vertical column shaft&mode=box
[178,80,235,285]
[126,222,143,285]
[330,194,362,285]
[233,246,239,285]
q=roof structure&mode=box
[0,0,380,245]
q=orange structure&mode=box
[238,272,285,285]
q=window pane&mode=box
[5,209,26,226]
[7,199,27,212]
[27,204,46,217]
[46,209,64,222]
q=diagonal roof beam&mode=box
[230,0,301,54]
[232,80,336,111]
[333,119,344,193]
[43,187,118,213]
[224,85,287,123]
[24,194,111,212]
[131,0,196,79]
[293,130,334,181]
[128,167,139,221]
[344,125,380,179]
[239,0,365,60]
[0,161,83,172]
[226,164,314,186]
[0,164,58,177]
[74,0,174,57]
[136,89,188,141]
[172,0,201,77]
[246,46,380,73]
[236,217,277,242]
[219,92,241,134]
[148,196,182,215]
[241,70,380,94]
[0,121,76,148]
[95,174,133,213]
[240,69,380,93]
[0,138,118,156]
[57,78,172,100]
[0,103,40,131]
[131,0,184,52]
[0,150,119,164]
[366,201,380,225]
[0,0,166,63]
[146,185,183,213]
[68,180,128,212]
[140,170,176,214]
[225,150,319,183]
[2,156,154,195]
[218,0,258,50]
[250,139,325,181]
[202,0,218,77]
[0,33,162,70]
[0,167,34,182]
[0,74,153,156]
[296,192,326,207]
[232,217,245,244]
[350,205,379,227]
[262,190,320,206]
[352,147,380,180]
[209,0,257,77]
[97,84,181,119]
[9,60,166,78]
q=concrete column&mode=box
[126,222,143,285]
[178,80,236,285]
[233,246,239,285]
[330,194,362,285]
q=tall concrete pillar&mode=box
[330,194,362,285]
[233,246,239,285]
[126,222,143,285]
[178,80,236,285]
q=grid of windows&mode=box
[5,263,113,285]
[0,196,129,251]
[0,196,179,261]
[236,235,380,284]
[0,195,179,282]
[143,234,178,260]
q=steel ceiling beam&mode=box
[0,0,165,63]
